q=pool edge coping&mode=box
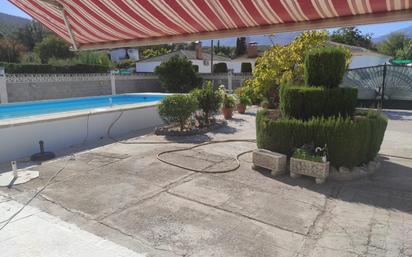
[0,101,161,129]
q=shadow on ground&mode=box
[255,156,412,213]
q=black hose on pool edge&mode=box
[106,111,256,173]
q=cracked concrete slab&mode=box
[103,192,305,257]
[170,175,325,235]
[40,168,162,220]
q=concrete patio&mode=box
[1,107,412,257]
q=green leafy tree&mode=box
[376,32,410,57]
[235,37,247,56]
[34,36,73,63]
[155,55,201,92]
[76,51,112,66]
[330,27,373,49]
[14,21,49,51]
[0,38,25,62]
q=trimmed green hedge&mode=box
[256,109,387,168]
[213,62,228,73]
[0,62,110,74]
[280,85,357,120]
[304,46,346,88]
[241,62,252,73]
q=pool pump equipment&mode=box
[30,140,55,162]
[0,161,39,187]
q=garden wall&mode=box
[2,73,252,103]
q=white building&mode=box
[135,43,231,73]
[328,42,392,69]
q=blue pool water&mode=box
[0,94,165,120]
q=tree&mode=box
[235,37,247,56]
[34,36,73,63]
[247,31,351,105]
[0,38,25,63]
[155,55,201,92]
[395,41,412,59]
[14,21,49,51]
[376,32,410,57]
[330,27,373,49]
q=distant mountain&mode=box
[201,31,302,47]
[373,25,412,43]
[0,12,30,36]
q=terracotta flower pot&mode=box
[222,107,234,119]
[237,104,246,114]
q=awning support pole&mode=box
[61,7,78,51]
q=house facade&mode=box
[136,43,230,73]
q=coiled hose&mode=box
[107,111,256,173]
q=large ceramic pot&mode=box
[237,104,246,114]
[222,107,234,119]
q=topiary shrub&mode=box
[190,81,223,126]
[158,94,198,131]
[213,62,228,73]
[241,62,252,73]
[304,46,347,88]
[155,55,201,93]
[256,109,387,168]
[279,85,358,119]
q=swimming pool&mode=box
[0,94,165,120]
[0,93,167,163]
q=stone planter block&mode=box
[290,158,329,184]
[252,149,287,175]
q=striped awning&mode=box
[9,0,412,50]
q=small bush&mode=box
[256,109,387,168]
[213,62,228,73]
[241,62,252,73]
[190,81,222,125]
[158,94,198,131]
[280,85,357,119]
[116,59,135,69]
[155,55,201,93]
[304,46,346,88]
[223,94,236,108]
[0,62,110,73]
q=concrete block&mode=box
[252,149,287,176]
[290,158,329,184]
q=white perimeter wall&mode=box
[0,106,163,163]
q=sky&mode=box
[1,0,412,38]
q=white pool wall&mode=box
[0,103,163,163]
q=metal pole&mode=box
[0,67,8,104]
[210,40,214,74]
[380,63,387,109]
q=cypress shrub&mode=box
[279,85,357,119]
[213,62,228,73]
[240,62,252,73]
[256,110,387,168]
[365,110,388,161]
[304,46,346,88]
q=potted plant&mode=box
[221,94,236,119]
[236,95,251,114]
[290,144,329,184]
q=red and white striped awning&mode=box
[9,0,412,50]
